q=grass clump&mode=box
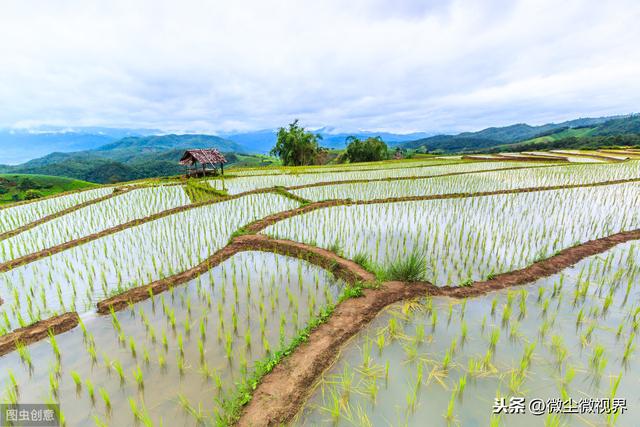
[381,250,428,282]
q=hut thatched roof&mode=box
[179,149,227,165]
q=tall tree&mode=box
[345,136,389,163]
[270,120,322,166]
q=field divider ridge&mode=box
[0,312,79,357]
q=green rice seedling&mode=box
[442,349,452,372]
[15,341,32,367]
[177,333,184,355]
[489,327,500,349]
[129,336,137,358]
[49,372,59,396]
[48,330,60,359]
[70,370,82,392]
[244,329,252,349]
[99,387,111,411]
[508,369,526,395]
[590,344,608,376]
[225,331,233,359]
[443,389,456,423]
[7,370,18,394]
[158,353,166,369]
[85,379,95,402]
[623,333,635,363]
[178,394,206,425]
[113,360,125,384]
[198,338,205,363]
[133,365,144,389]
[162,329,169,351]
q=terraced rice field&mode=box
[1,156,639,426]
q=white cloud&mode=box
[0,0,638,133]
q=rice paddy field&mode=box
[1,155,639,426]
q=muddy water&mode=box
[0,252,344,426]
[296,241,640,426]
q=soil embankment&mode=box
[0,312,79,356]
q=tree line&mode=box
[270,120,396,166]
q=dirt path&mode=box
[0,312,79,356]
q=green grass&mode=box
[379,250,429,282]
[0,174,98,205]
[184,179,229,203]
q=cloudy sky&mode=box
[1,0,639,134]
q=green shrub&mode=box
[24,189,44,200]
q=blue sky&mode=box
[0,0,638,134]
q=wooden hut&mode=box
[179,149,227,178]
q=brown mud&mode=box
[0,312,79,356]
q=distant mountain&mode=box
[222,128,432,152]
[0,134,252,183]
[0,126,160,164]
[402,115,628,153]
